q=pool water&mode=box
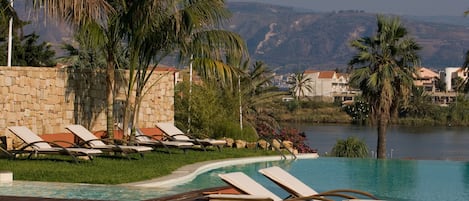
[177,158,469,201]
[1,158,468,201]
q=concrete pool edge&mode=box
[122,153,318,188]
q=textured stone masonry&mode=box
[0,66,174,149]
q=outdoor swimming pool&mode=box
[1,157,468,201]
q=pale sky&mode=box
[228,0,469,16]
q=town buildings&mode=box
[275,66,468,105]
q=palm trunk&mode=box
[106,59,115,140]
[377,117,387,159]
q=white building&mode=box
[303,70,349,97]
[442,67,468,91]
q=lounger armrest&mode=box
[318,189,379,200]
[17,141,70,153]
[206,194,274,201]
[50,140,80,148]
[284,195,334,201]
[78,139,106,147]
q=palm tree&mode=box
[348,15,420,159]
[288,72,313,101]
[238,61,287,134]
[120,0,248,142]
[31,0,117,138]
[33,1,247,142]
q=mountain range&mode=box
[224,2,469,73]
[21,2,469,73]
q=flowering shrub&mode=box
[343,100,370,124]
[257,125,316,153]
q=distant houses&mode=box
[275,66,468,105]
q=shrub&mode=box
[272,127,316,153]
[215,121,258,142]
[331,136,369,158]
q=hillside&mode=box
[18,2,469,73]
[226,2,469,73]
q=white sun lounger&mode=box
[209,171,382,201]
[7,126,102,163]
[65,124,153,158]
[209,172,333,201]
[134,128,194,154]
[259,166,383,201]
[156,122,226,151]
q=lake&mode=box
[289,123,469,161]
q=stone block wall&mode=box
[0,66,174,141]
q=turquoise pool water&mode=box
[1,158,468,201]
[176,158,469,201]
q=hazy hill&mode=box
[17,2,469,73]
[226,2,469,73]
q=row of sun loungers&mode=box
[206,166,383,201]
[4,123,227,162]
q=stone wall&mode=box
[0,66,175,139]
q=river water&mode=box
[289,123,469,161]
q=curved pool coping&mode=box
[122,153,318,188]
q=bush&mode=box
[331,136,369,158]
[215,121,258,142]
[271,127,316,153]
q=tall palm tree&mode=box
[348,15,420,159]
[31,0,117,138]
[120,0,248,142]
[288,72,313,101]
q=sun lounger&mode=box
[156,122,226,151]
[134,128,194,154]
[65,124,153,159]
[210,171,382,201]
[258,166,382,201]
[209,172,330,201]
[7,126,102,163]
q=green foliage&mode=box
[215,121,258,142]
[284,100,299,112]
[11,33,56,66]
[175,80,234,139]
[446,96,469,126]
[331,136,369,158]
[348,15,420,158]
[343,100,370,124]
[0,23,56,66]
[288,72,313,101]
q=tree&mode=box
[288,72,313,101]
[331,136,369,158]
[35,1,247,143]
[120,0,248,143]
[348,15,420,159]
[237,61,286,134]
[0,1,55,66]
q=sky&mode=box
[228,0,469,16]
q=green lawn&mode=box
[0,148,278,184]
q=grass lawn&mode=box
[0,148,278,184]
